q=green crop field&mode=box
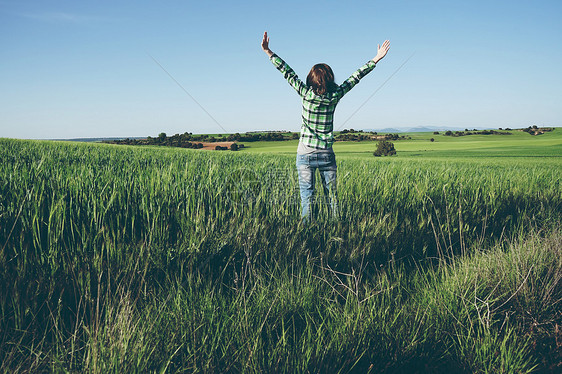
[240,128,562,159]
[1,130,561,372]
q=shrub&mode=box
[385,133,400,141]
[433,131,439,135]
[430,138,435,142]
[373,140,396,157]
[230,143,239,151]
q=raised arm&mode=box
[262,31,307,97]
[335,39,391,99]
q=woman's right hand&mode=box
[373,40,390,63]
[262,31,274,57]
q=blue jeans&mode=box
[295,152,339,220]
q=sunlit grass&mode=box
[240,128,562,159]
[0,138,560,372]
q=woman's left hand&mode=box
[373,40,390,63]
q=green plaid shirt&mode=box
[270,53,376,149]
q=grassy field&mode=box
[240,128,562,159]
[0,131,561,372]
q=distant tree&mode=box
[430,138,435,142]
[373,140,396,157]
[384,133,400,141]
[445,130,453,136]
[158,132,167,142]
[291,132,299,139]
[230,143,239,151]
[433,131,439,135]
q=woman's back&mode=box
[269,52,378,149]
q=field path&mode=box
[200,141,235,150]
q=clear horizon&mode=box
[44,125,555,141]
[1,0,561,139]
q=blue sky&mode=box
[1,0,561,139]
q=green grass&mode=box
[0,137,561,372]
[240,128,562,159]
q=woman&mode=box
[261,31,390,220]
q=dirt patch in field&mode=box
[200,142,235,150]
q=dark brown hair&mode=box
[306,63,337,95]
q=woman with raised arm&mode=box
[262,31,390,221]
